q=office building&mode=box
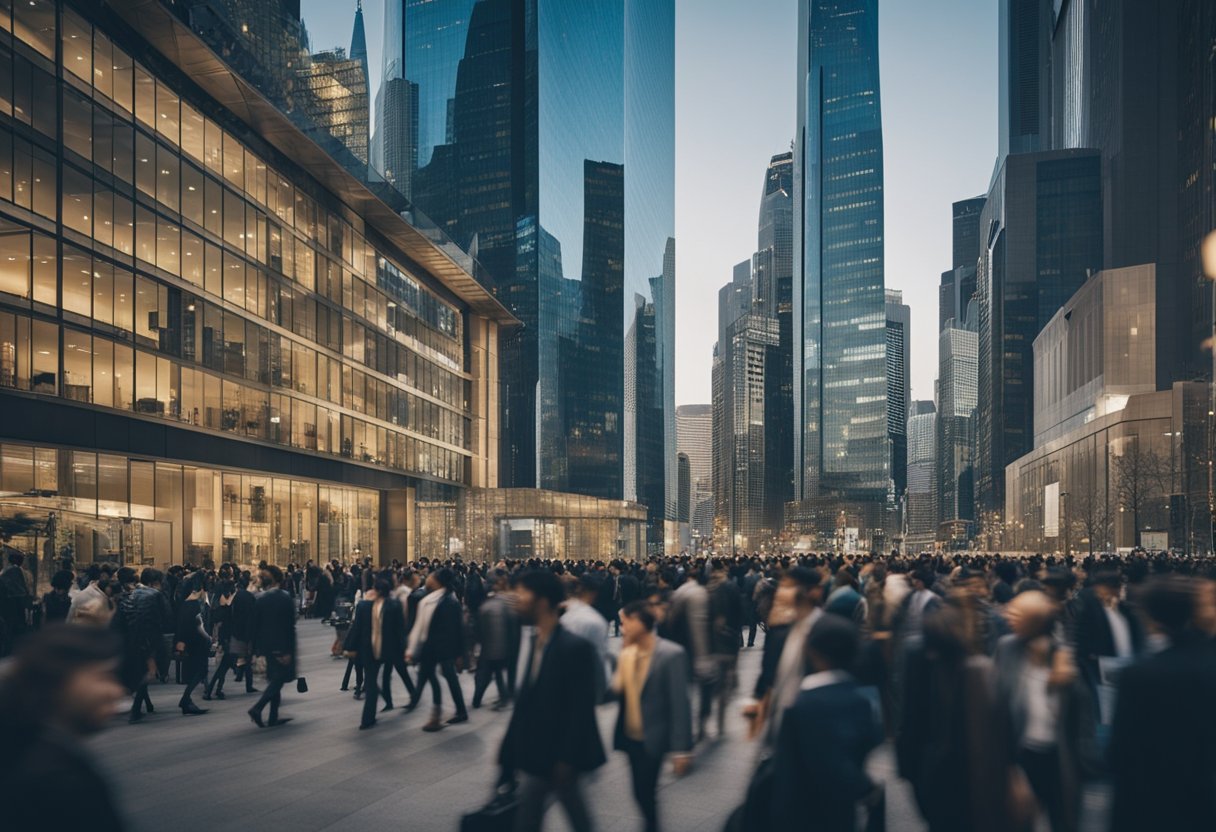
[676,403,713,542]
[940,196,985,331]
[395,0,677,550]
[793,0,888,543]
[905,402,937,545]
[1006,265,1212,554]
[0,0,519,567]
[297,45,369,168]
[937,322,978,536]
[975,149,1103,541]
[998,0,1053,158]
[886,290,911,508]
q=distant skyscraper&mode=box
[677,404,714,541]
[298,45,370,166]
[793,0,888,541]
[940,196,986,331]
[400,0,677,548]
[937,322,978,530]
[906,403,938,541]
[886,290,911,510]
[975,150,1103,528]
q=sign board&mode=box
[1140,531,1168,551]
[1044,482,1060,538]
[844,528,860,553]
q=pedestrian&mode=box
[173,574,211,716]
[473,568,519,710]
[344,573,405,729]
[499,569,605,832]
[561,573,612,703]
[112,568,170,723]
[612,600,694,832]
[248,565,296,728]
[406,567,468,730]
[0,625,128,831]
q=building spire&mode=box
[350,0,369,79]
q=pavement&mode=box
[94,619,928,832]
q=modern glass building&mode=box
[396,0,677,549]
[793,0,889,540]
[975,149,1103,539]
[886,289,910,508]
[0,0,515,570]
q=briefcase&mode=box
[460,794,517,832]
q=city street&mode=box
[93,620,926,832]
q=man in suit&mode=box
[772,614,883,832]
[473,568,519,710]
[499,569,606,832]
[344,573,407,729]
[613,600,694,832]
[1108,575,1216,832]
[248,565,296,728]
[406,567,467,730]
[1070,570,1141,720]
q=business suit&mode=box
[250,587,296,724]
[613,637,692,832]
[1070,588,1142,707]
[473,592,519,708]
[772,672,883,832]
[344,596,408,727]
[1108,636,1216,832]
[408,590,467,716]
[500,624,606,832]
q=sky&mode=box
[301,0,998,407]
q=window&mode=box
[112,193,134,255]
[92,260,114,327]
[113,342,133,410]
[61,8,91,82]
[0,222,29,299]
[63,330,92,403]
[111,43,133,114]
[223,187,243,249]
[181,162,203,226]
[134,64,155,128]
[155,80,179,146]
[180,101,204,163]
[13,0,55,61]
[156,143,179,212]
[204,118,223,175]
[135,131,156,198]
[0,44,11,117]
[223,251,244,306]
[135,349,157,413]
[111,118,134,184]
[156,217,180,276]
[63,89,93,159]
[30,144,54,219]
[222,131,243,190]
[113,268,133,334]
[92,337,112,407]
[61,245,91,318]
[62,164,93,236]
[0,310,27,389]
[31,232,53,305]
[30,319,56,395]
[92,179,113,248]
[135,205,155,265]
[134,276,159,346]
[92,31,113,101]
[0,131,10,200]
[181,230,203,285]
[204,174,222,237]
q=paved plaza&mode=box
[93,620,926,832]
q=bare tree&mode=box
[1069,482,1112,555]
[1113,440,1168,547]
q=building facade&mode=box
[392,0,677,550]
[676,403,713,543]
[0,0,520,571]
[886,290,911,512]
[793,0,888,543]
[905,402,937,545]
[975,149,1103,541]
[937,322,978,537]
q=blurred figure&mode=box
[473,568,519,709]
[994,590,1094,832]
[772,615,882,832]
[1071,571,1141,729]
[562,573,611,703]
[112,568,170,723]
[613,600,693,832]
[1108,576,1216,832]
[0,625,127,831]
[42,568,75,625]
[704,559,743,739]
[406,567,467,730]
[0,550,32,653]
[344,575,405,729]
[898,605,1027,832]
[173,574,211,716]
[499,570,605,832]
[68,565,115,627]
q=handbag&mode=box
[296,676,309,693]
[460,791,518,832]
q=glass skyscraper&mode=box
[793,0,888,539]
[397,0,676,548]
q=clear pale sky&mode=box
[301,0,998,407]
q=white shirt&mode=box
[799,669,849,692]
[1103,605,1135,659]
[1020,664,1058,750]
[407,589,444,658]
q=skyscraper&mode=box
[937,321,978,532]
[998,0,1053,158]
[975,150,1103,531]
[940,196,986,331]
[399,0,677,548]
[905,402,938,543]
[886,290,911,511]
[793,0,888,541]
[677,404,714,542]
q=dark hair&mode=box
[7,550,23,567]
[434,567,456,590]
[1137,575,1194,639]
[516,569,565,610]
[116,566,138,587]
[577,573,603,595]
[807,614,860,670]
[373,576,394,598]
[620,600,656,632]
[50,569,75,591]
[263,564,284,585]
[783,566,822,591]
[139,567,163,587]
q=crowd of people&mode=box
[1,546,1214,831]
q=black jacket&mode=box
[252,588,297,678]
[344,597,406,666]
[229,588,256,643]
[1109,636,1216,832]
[419,592,464,663]
[499,624,606,776]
